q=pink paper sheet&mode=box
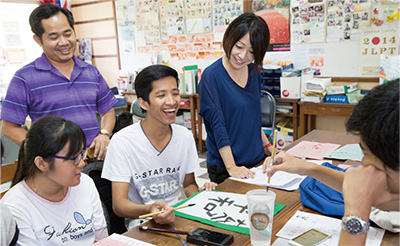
[286,141,341,160]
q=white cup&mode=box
[246,189,276,246]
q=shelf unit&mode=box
[275,98,299,141]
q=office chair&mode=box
[130,99,146,123]
[260,90,276,141]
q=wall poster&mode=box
[326,0,372,42]
[213,0,243,32]
[290,0,326,44]
[253,0,291,51]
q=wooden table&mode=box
[123,130,398,245]
[1,161,17,198]
[298,102,355,138]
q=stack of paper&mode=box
[286,141,341,160]
[229,160,330,191]
[276,211,385,246]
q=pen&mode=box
[138,203,195,219]
[174,227,188,246]
[267,130,278,192]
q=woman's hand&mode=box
[150,201,175,225]
[227,166,255,179]
[199,181,218,191]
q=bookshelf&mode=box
[275,98,299,141]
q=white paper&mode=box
[93,233,155,245]
[276,211,385,246]
[229,161,331,191]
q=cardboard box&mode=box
[275,118,294,149]
[280,77,301,99]
[326,82,358,95]
[325,95,348,104]
[346,90,365,104]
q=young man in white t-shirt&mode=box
[102,65,217,229]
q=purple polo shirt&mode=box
[1,53,116,147]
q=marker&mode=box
[138,203,195,219]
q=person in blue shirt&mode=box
[199,13,273,184]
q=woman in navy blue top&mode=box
[199,13,273,184]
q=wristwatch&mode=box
[100,129,110,137]
[341,215,370,235]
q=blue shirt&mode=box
[1,53,116,146]
[199,58,264,167]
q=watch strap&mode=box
[341,215,370,235]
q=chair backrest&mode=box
[1,161,17,198]
[130,100,146,123]
[83,161,126,234]
[260,90,276,141]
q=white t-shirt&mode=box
[0,173,107,246]
[102,123,199,226]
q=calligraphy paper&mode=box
[324,144,364,161]
[286,141,341,160]
[229,160,331,191]
[174,191,285,235]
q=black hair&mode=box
[134,64,179,113]
[29,4,75,42]
[12,116,86,186]
[223,12,270,68]
[345,79,399,170]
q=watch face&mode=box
[346,218,363,234]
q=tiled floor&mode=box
[180,151,210,200]
[195,152,209,188]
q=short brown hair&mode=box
[223,12,270,67]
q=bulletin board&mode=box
[114,0,399,77]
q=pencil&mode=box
[266,130,278,192]
[138,203,195,219]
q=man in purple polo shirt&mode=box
[0,4,116,160]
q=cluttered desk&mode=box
[95,130,398,246]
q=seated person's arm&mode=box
[111,182,174,225]
[339,165,400,245]
[1,120,27,146]
[263,151,345,192]
[219,146,255,179]
[182,173,200,197]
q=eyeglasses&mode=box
[51,149,88,166]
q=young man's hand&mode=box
[262,151,310,176]
[150,201,175,225]
[343,165,400,211]
[199,181,218,191]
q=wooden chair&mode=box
[1,161,17,198]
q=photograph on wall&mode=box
[77,39,92,64]
[116,0,136,55]
[213,0,243,32]
[185,0,213,34]
[160,0,185,44]
[253,0,290,51]
[326,0,372,42]
[135,0,160,46]
[290,0,326,44]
